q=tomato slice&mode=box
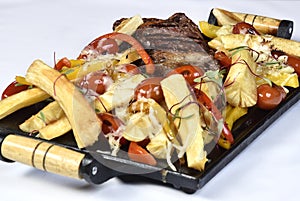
[128,142,157,166]
[195,89,234,144]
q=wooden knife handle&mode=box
[0,134,85,179]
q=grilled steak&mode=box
[113,13,219,72]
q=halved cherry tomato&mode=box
[134,77,164,103]
[78,32,155,74]
[117,64,140,75]
[232,22,260,35]
[214,51,232,70]
[271,50,300,76]
[98,113,123,134]
[166,65,204,86]
[97,112,128,146]
[257,84,286,110]
[54,57,71,71]
[78,71,113,95]
[1,81,29,100]
[128,141,157,166]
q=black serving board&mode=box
[0,83,300,194]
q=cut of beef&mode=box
[113,13,219,72]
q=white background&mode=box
[0,0,300,201]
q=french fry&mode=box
[25,60,102,148]
[39,116,72,140]
[19,101,65,133]
[63,59,117,80]
[0,88,50,120]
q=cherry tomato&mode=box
[78,71,113,95]
[166,65,204,86]
[97,112,128,146]
[98,113,122,134]
[128,141,157,166]
[271,50,285,59]
[232,22,260,35]
[117,64,140,75]
[287,55,300,76]
[257,84,286,110]
[79,38,119,59]
[1,81,29,100]
[55,57,71,71]
[271,50,300,76]
[134,77,164,102]
[214,51,232,69]
[98,38,119,54]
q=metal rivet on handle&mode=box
[92,166,98,175]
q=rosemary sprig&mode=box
[229,46,249,57]
[38,111,46,124]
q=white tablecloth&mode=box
[0,1,300,201]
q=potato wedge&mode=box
[19,101,65,133]
[161,74,207,171]
[25,60,102,148]
[39,116,72,140]
[0,88,50,120]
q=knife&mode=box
[0,132,201,193]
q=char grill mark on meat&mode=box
[113,13,219,71]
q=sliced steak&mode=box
[113,13,219,72]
